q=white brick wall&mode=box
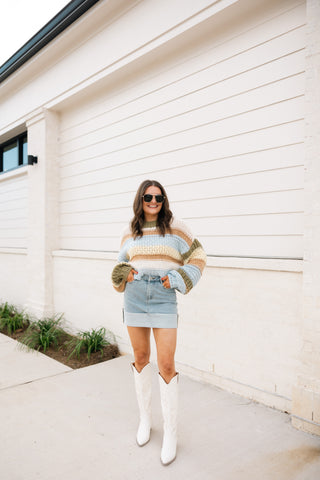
[292,0,320,436]
[25,110,60,317]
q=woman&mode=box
[111,179,206,466]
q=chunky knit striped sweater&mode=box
[112,218,206,294]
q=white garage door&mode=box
[58,0,305,259]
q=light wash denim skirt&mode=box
[123,272,178,328]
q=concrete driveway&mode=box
[1,333,320,480]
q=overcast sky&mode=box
[0,0,70,66]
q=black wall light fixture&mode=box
[28,155,38,165]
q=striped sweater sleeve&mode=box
[167,219,207,294]
[111,227,133,292]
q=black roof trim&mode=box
[0,0,100,84]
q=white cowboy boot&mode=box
[131,362,152,446]
[159,373,179,465]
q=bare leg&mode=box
[153,328,177,383]
[127,326,151,372]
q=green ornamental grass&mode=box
[66,327,115,360]
[1,302,118,362]
[0,302,29,335]
[20,315,65,353]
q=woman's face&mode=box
[142,185,163,221]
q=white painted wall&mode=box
[0,169,29,308]
[52,250,302,412]
[0,0,311,422]
[292,0,320,437]
[0,251,28,307]
[0,170,28,249]
[57,0,305,258]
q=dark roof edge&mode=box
[0,0,101,85]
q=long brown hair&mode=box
[131,180,173,238]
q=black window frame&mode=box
[0,132,28,173]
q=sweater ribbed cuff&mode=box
[111,262,133,288]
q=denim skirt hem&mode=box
[123,273,178,329]
[124,311,178,328]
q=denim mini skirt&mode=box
[123,272,178,328]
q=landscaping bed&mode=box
[0,303,120,370]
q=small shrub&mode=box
[0,302,29,335]
[66,327,116,360]
[20,315,65,353]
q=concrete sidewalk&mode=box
[1,333,320,480]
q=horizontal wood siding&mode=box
[59,0,305,258]
[0,175,27,248]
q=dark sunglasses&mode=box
[142,194,165,203]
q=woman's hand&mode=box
[161,275,171,289]
[127,269,138,283]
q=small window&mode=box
[3,141,18,171]
[0,133,27,173]
[22,136,28,165]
